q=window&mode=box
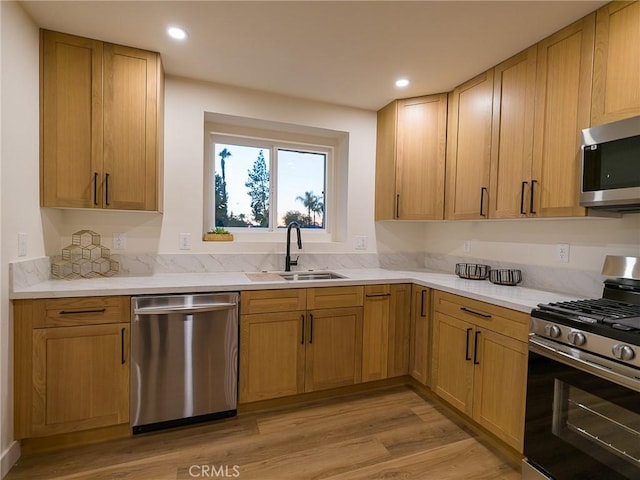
[210,136,330,231]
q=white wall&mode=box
[46,77,382,256]
[1,1,43,476]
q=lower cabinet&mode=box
[362,284,412,382]
[239,287,364,403]
[431,291,528,452]
[409,285,430,385]
[14,296,130,439]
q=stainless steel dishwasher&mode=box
[131,292,239,434]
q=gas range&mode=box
[530,256,640,369]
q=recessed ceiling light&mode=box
[395,78,410,88]
[167,26,187,40]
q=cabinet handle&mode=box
[520,181,528,214]
[93,172,99,206]
[465,328,472,361]
[480,187,487,216]
[530,180,537,214]
[301,314,305,345]
[59,308,106,315]
[309,313,314,344]
[365,293,391,298]
[105,173,110,206]
[396,194,400,218]
[420,290,426,317]
[473,331,481,365]
[121,328,126,365]
[460,307,492,319]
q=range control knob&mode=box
[544,324,562,338]
[568,331,586,346]
[612,344,635,361]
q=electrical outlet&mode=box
[556,244,570,263]
[179,233,191,250]
[113,233,126,250]
[463,240,471,253]
[18,232,27,257]
[355,235,367,250]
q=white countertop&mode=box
[10,268,583,314]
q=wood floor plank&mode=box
[323,437,520,480]
[212,437,391,480]
[6,386,521,480]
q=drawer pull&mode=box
[301,314,305,345]
[309,314,314,344]
[59,308,107,315]
[460,307,491,319]
[473,331,481,365]
[420,290,426,317]
[365,293,391,298]
[121,328,126,365]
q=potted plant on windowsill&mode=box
[204,227,234,241]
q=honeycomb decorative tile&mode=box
[52,230,119,279]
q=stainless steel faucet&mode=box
[285,221,302,271]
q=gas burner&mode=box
[537,298,640,329]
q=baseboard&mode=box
[1,440,21,479]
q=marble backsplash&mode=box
[10,251,604,298]
[422,253,604,298]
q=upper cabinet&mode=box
[532,14,595,217]
[40,30,164,211]
[375,94,447,220]
[591,1,640,125]
[488,46,537,219]
[445,71,494,220]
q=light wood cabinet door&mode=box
[532,14,595,218]
[445,70,494,220]
[409,285,430,385]
[305,307,363,392]
[103,43,160,211]
[31,323,129,437]
[41,30,103,208]
[362,285,390,382]
[40,30,163,211]
[592,1,640,125]
[431,312,474,416]
[472,329,528,452]
[489,46,537,219]
[375,94,447,220]
[239,311,305,403]
[395,95,447,220]
[387,284,411,378]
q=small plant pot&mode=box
[204,233,234,242]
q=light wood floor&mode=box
[7,385,522,480]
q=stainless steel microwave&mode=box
[580,115,640,212]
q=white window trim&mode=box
[206,132,335,240]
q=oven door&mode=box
[524,336,640,480]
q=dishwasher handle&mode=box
[133,302,237,316]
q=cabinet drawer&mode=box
[433,291,528,341]
[241,289,306,315]
[307,286,364,310]
[29,296,130,328]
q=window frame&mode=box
[206,132,334,236]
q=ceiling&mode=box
[20,1,607,111]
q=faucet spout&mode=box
[285,221,303,272]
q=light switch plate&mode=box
[18,232,27,257]
[179,233,192,250]
[113,233,126,250]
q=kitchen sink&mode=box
[279,271,346,281]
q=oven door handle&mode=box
[529,336,640,393]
